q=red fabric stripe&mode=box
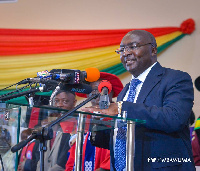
[0,27,179,36]
[0,28,179,56]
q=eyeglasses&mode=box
[115,43,152,54]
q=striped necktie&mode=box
[115,79,141,170]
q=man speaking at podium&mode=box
[82,30,195,170]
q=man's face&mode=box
[120,32,156,77]
[54,92,76,110]
[47,92,77,129]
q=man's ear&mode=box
[152,47,157,56]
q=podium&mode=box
[0,102,145,171]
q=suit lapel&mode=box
[136,62,164,103]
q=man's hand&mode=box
[81,103,118,116]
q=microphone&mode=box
[18,78,59,85]
[50,67,100,84]
[19,68,100,85]
[98,80,112,109]
[84,68,100,82]
[11,134,37,153]
[0,87,45,101]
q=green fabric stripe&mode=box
[157,34,185,54]
[194,127,200,130]
[101,63,126,75]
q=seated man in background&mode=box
[65,72,123,171]
[38,88,77,171]
[18,86,77,171]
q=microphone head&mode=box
[195,76,200,91]
[98,80,112,94]
[85,68,100,82]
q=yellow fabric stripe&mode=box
[195,119,200,130]
[156,31,182,46]
[0,46,120,87]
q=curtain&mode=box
[0,18,195,92]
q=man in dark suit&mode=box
[82,30,195,170]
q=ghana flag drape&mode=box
[0,18,195,91]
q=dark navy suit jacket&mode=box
[91,62,195,171]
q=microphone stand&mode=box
[11,93,99,171]
[0,87,45,101]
